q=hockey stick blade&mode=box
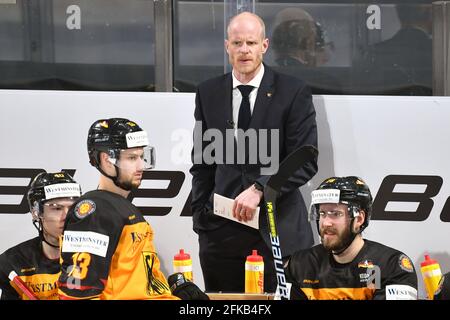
[265,145,319,195]
[8,271,38,300]
[264,144,318,238]
[263,145,318,299]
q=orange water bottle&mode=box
[420,254,442,299]
[245,250,264,294]
[173,249,193,282]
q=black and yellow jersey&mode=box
[0,237,60,300]
[58,190,177,300]
[286,239,418,300]
[434,272,450,300]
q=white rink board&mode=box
[1,90,449,299]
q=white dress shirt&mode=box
[231,64,265,135]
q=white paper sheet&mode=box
[213,193,259,229]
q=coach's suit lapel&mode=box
[250,66,275,130]
[224,74,233,130]
[212,74,235,163]
[213,74,233,132]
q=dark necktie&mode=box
[237,85,254,131]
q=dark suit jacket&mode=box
[190,65,318,256]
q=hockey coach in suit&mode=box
[190,12,318,293]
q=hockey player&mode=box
[0,171,81,300]
[58,118,178,300]
[285,176,418,300]
[434,272,450,300]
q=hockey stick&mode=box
[9,271,38,300]
[264,145,318,299]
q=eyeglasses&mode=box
[318,210,346,220]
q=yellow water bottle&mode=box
[245,250,264,294]
[173,249,193,282]
[420,254,442,299]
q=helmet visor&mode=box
[142,145,156,170]
[110,146,156,171]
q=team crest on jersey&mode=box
[142,251,170,295]
[74,200,96,219]
[398,254,414,273]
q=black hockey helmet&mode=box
[310,176,372,232]
[87,118,155,170]
[27,171,81,219]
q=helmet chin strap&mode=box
[331,218,359,256]
[97,164,133,191]
[331,206,365,256]
[33,220,59,249]
[112,166,136,191]
[98,154,136,191]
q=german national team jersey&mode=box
[434,272,450,300]
[0,237,60,300]
[58,190,177,300]
[285,239,418,300]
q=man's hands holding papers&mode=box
[232,184,263,222]
[213,185,263,229]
